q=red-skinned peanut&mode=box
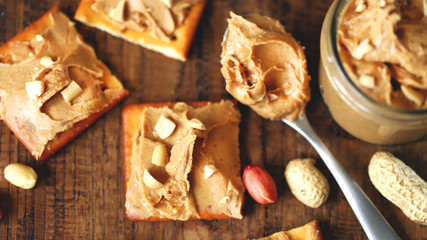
[243,165,278,204]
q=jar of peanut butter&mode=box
[319,0,427,144]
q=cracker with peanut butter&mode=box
[122,100,245,221]
[252,220,323,240]
[74,0,207,61]
[0,7,128,160]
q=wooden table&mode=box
[0,0,426,239]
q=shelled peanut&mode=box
[4,163,38,189]
[243,165,278,204]
[368,152,427,225]
[285,158,329,208]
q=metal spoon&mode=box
[222,20,400,239]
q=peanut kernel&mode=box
[143,169,164,188]
[152,144,169,167]
[186,118,206,130]
[61,81,83,103]
[109,0,126,21]
[401,85,424,106]
[4,163,38,189]
[161,0,173,8]
[204,164,217,179]
[26,81,45,100]
[35,34,44,42]
[40,56,54,68]
[154,115,176,139]
[352,39,373,60]
[355,0,366,12]
[268,93,279,101]
[359,75,375,88]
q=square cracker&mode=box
[122,100,245,221]
[0,7,129,160]
[74,0,207,61]
[253,220,323,240]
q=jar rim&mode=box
[329,0,427,116]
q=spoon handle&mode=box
[282,114,400,240]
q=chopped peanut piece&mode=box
[35,34,44,42]
[268,93,279,101]
[401,85,425,106]
[161,0,173,8]
[204,164,217,179]
[352,39,373,60]
[40,56,54,67]
[359,75,375,88]
[61,81,83,103]
[154,115,176,139]
[26,81,45,100]
[355,0,366,12]
[143,169,164,188]
[109,0,125,21]
[152,144,169,167]
[186,118,206,130]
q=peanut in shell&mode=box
[285,158,329,208]
[368,151,427,225]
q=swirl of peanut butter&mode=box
[221,13,311,121]
[338,0,427,109]
[92,0,201,42]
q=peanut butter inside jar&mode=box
[319,0,427,144]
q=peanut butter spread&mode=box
[221,13,311,121]
[0,10,123,158]
[338,0,427,109]
[125,100,245,220]
[91,0,201,42]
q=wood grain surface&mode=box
[0,0,426,239]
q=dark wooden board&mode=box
[0,0,426,239]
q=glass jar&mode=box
[319,0,427,145]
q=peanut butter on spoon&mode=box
[221,12,311,121]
